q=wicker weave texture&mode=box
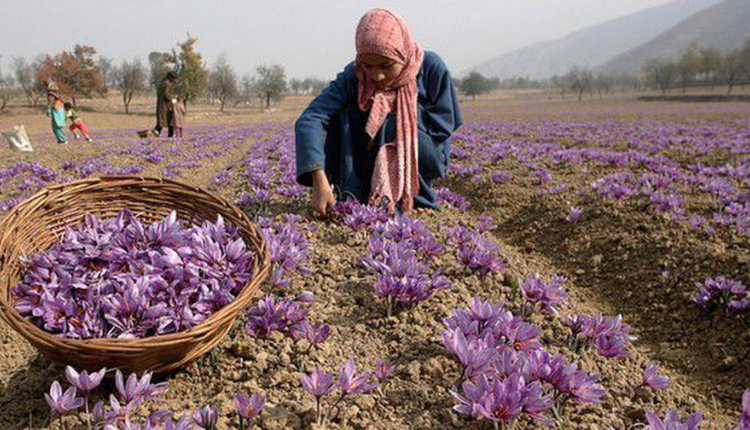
[0,176,270,374]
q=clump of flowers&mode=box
[444,298,607,429]
[257,215,311,289]
[361,215,451,316]
[13,209,256,339]
[692,276,750,315]
[436,187,471,211]
[446,225,504,276]
[736,389,750,430]
[566,314,635,359]
[519,274,568,316]
[245,292,328,350]
[330,198,389,232]
[362,238,450,317]
[301,358,388,426]
[45,366,266,429]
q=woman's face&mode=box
[358,53,404,87]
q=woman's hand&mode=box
[311,170,336,216]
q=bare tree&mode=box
[11,57,43,107]
[0,77,17,112]
[565,67,594,102]
[116,59,147,114]
[233,74,257,108]
[699,47,723,89]
[721,50,744,95]
[209,54,238,112]
[255,65,287,109]
[97,56,114,93]
[550,75,567,99]
[677,43,701,93]
[644,58,678,95]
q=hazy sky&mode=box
[0,0,675,79]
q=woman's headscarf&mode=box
[355,8,424,213]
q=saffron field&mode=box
[1,98,750,429]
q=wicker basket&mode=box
[0,176,270,374]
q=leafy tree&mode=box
[148,51,172,89]
[36,45,106,106]
[460,71,494,101]
[168,36,209,104]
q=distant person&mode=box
[295,8,462,215]
[171,98,186,138]
[64,102,93,142]
[45,81,68,144]
[154,71,178,137]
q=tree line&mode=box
[0,36,327,113]
[458,35,750,101]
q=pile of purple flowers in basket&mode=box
[12,208,257,339]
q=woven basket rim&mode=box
[0,175,270,350]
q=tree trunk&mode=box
[266,93,271,109]
[578,89,583,102]
[123,91,132,114]
[220,96,226,113]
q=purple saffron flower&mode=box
[643,363,670,391]
[233,391,266,420]
[373,360,395,383]
[65,366,107,394]
[193,404,219,430]
[301,366,337,398]
[45,381,84,415]
[293,321,330,347]
[645,410,702,430]
[566,206,583,223]
[338,359,379,396]
[520,274,568,315]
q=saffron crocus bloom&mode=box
[193,404,219,430]
[566,206,583,223]
[301,366,337,398]
[65,366,106,394]
[233,391,266,419]
[520,274,568,315]
[643,363,670,391]
[45,381,84,415]
[645,410,702,430]
[338,359,379,396]
[373,360,395,383]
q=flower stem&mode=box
[85,394,91,430]
[239,416,245,430]
[316,396,321,425]
[552,403,566,430]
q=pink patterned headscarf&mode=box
[355,8,424,213]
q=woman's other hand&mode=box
[311,170,336,216]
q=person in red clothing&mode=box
[64,102,93,142]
